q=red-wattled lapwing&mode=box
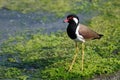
[64,14,103,71]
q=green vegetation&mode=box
[0,0,108,16]
[0,0,120,79]
[0,0,83,16]
[0,30,120,79]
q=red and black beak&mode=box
[63,18,69,23]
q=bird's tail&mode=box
[98,34,103,39]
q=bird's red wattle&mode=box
[64,19,69,22]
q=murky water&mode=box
[0,9,63,42]
[0,8,95,44]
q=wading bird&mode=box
[64,14,103,71]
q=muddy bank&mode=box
[93,71,120,80]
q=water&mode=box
[0,9,64,42]
[0,8,96,44]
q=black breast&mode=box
[67,24,77,39]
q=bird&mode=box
[64,14,103,72]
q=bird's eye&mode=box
[68,17,73,20]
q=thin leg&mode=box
[68,42,79,71]
[81,42,85,71]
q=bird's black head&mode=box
[64,14,79,24]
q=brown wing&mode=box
[79,24,100,40]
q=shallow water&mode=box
[0,9,61,41]
[0,8,95,44]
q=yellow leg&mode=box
[81,42,85,71]
[68,42,79,72]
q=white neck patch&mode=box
[73,17,78,24]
